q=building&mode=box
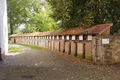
[0,0,8,60]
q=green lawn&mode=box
[14,43,42,50]
[8,46,21,52]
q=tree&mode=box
[7,0,41,35]
[32,2,58,32]
[47,0,71,28]
[47,0,120,33]
[108,0,120,34]
[8,0,58,34]
[21,1,59,33]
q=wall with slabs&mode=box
[11,35,93,61]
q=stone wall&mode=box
[11,35,120,64]
[92,36,120,64]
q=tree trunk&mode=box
[10,23,13,35]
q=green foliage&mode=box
[7,0,58,34]
[8,46,21,52]
[20,24,37,33]
[109,1,120,34]
[7,0,40,34]
[47,0,120,34]
[14,43,42,50]
[8,0,120,34]
[21,1,59,33]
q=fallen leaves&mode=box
[52,68,57,70]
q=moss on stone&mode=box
[85,55,92,60]
[71,53,75,56]
[61,50,63,52]
[77,54,83,58]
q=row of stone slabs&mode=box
[15,35,93,41]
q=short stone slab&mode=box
[71,41,77,56]
[85,42,92,60]
[77,43,83,58]
[65,42,71,55]
[60,40,65,52]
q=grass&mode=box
[8,46,21,52]
[14,43,42,50]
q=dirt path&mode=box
[0,44,120,80]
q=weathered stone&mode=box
[55,41,60,52]
[77,43,83,58]
[92,36,120,64]
[104,51,112,54]
[60,40,65,52]
[65,42,71,55]
[71,41,77,56]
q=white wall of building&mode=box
[0,0,8,55]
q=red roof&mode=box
[9,23,113,37]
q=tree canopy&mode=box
[7,0,58,34]
[47,0,120,34]
[21,1,59,33]
[7,0,120,35]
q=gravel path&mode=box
[0,44,120,80]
